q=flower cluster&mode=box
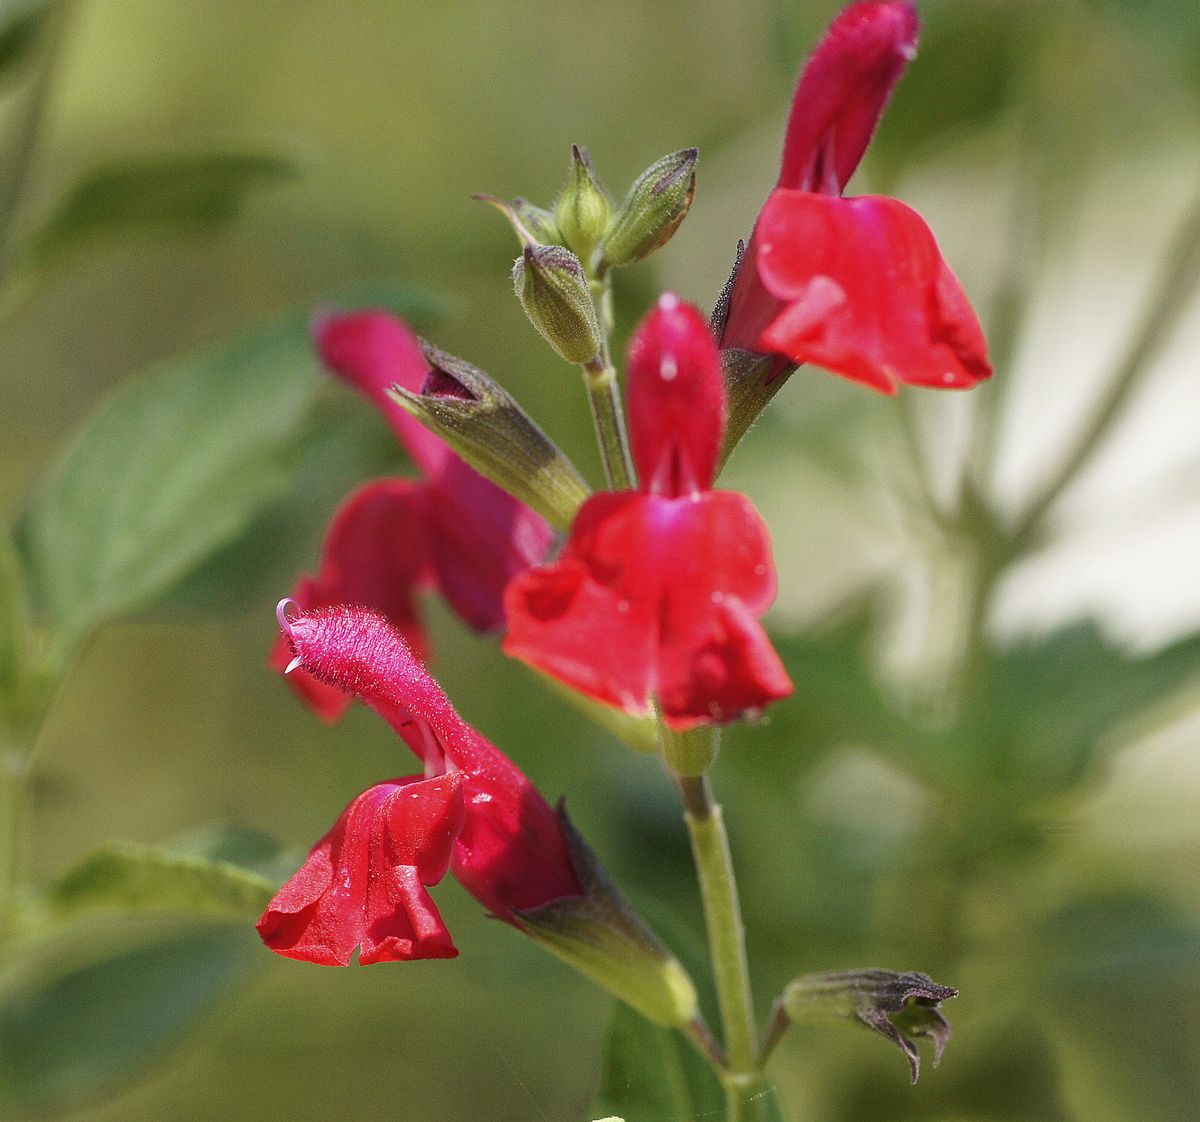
[260,5,977,1079]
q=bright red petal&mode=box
[778,1,918,193]
[278,605,583,921]
[257,774,463,965]
[755,192,991,392]
[313,311,449,475]
[426,457,555,632]
[504,492,792,726]
[270,480,432,720]
[627,294,725,496]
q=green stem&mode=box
[1011,176,1200,546]
[675,767,766,1121]
[582,354,634,490]
[0,750,28,940]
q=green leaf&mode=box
[591,1000,724,1122]
[17,311,322,657]
[970,624,1200,794]
[21,152,297,273]
[0,0,54,82]
[1032,892,1200,1122]
[43,841,277,924]
[0,925,259,1119]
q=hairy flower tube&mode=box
[717,0,991,393]
[269,311,554,720]
[504,294,792,729]
[260,601,583,962]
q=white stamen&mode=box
[284,655,303,676]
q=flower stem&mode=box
[674,765,767,1121]
[582,355,634,490]
[1011,175,1200,545]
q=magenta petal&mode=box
[777,0,918,193]
[277,605,584,922]
[314,311,449,475]
[269,480,433,720]
[627,294,725,496]
[755,192,991,392]
[425,457,555,633]
[257,774,463,965]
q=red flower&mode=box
[718,0,991,393]
[256,774,463,964]
[270,312,554,720]
[258,602,583,964]
[504,295,792,729]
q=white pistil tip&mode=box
[276,597,300,637]
[284,655,303,676]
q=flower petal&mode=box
[269,480,431,720]
[778,0,919,193]
[627,294,725,496]
[755,192,991,392]
[257,774,463,965]
[503,492,791,726]
[425,456,556,632]
[313,310,449,475]
[278,604,583,921]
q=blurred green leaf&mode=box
[0,925,258,1119]
[0,527,31,708]
[44,841,277,924]
[970,624,1200,794]
[1034,892,1200,1121]
[21,153,297,275]
[591,1000,724,1122]
[17,311,322,657]
[0,0,54,81]
[867,2,1041,187]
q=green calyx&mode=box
[389,341,591,531]
[516,808,700,1029]
[513,243,603,364]
[598,148,698,271]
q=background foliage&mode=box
[1,1,1199,1119]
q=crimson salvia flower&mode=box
[259,602,583,964]
[718,0,991,393]
[269,311,554,720]
[504,294,792,729]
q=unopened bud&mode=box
[513,244,602,364]
[390,341,591,531]
[599,148,698,270]
[516,807,699,1028]
[555,145,611,268]
[473,193,561,247]
[781,969,958,1084]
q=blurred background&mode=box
[2,0,1199,1119]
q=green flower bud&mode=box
[599,148,698,270]
[555,145,611,268]
[513,244,602,364]
[780,969,958,1084]
[472,193,561,247]
[516,808,700,1028]
[389,341,591,531]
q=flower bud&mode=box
[555,145,611,268]
[598,148,698,270]
[473,193,561,247]
[513,244,602,364]
[516,807,699,1028]
[781,968,958,1084]
[389,340,591,531]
